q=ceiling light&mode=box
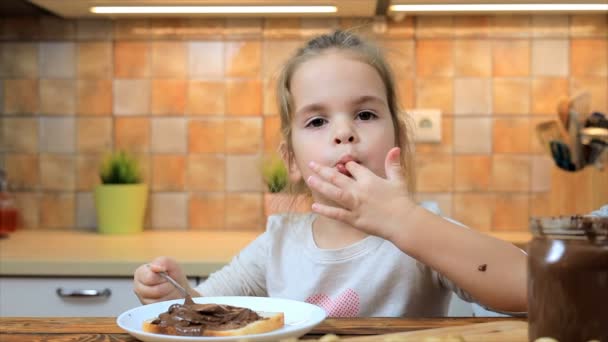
[389,3,608,12]
[90,5,337,14]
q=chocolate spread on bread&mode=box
[150,296,265,336]
[528,216,608,342]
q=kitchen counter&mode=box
[0,230,531,277]
[0,230,259,277]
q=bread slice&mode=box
[143,311,284,337]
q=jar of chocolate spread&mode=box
[528,216,608,342]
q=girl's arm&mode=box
[389,205,527,312]
[306,147,528,313]
[195,230,270,297]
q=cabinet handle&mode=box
[56,288,111,298]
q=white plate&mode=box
[116,296,327,342]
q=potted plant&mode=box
[94,151,148,234]
[262,155,311,216]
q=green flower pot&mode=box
[94,184,148,234]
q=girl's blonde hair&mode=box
[276,30,415,195]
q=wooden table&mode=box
[0,317,527,341]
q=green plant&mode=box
[99,151,142,184]
[262,155,288,193]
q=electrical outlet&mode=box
[407,109,442,143]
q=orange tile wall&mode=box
[1,15,607,232]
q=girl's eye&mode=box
[356,110,377,121]
[306,117,327,128]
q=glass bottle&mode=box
[527,215,608,342]
[0,169,18,234]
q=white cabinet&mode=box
[447,294,474,317]
[0,277,198,317]
[447,294,511,317]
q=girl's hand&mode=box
[306,147,417,240]
[307,147,416,240]
[133,256,194,304]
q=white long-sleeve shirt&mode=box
[196,210,476,317]
[589,204,608,217]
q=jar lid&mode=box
[530,216,608,243]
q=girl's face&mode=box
[288,51,396,203]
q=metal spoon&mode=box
[157,271,188,298]
[146,264,189,298]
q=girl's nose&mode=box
[332,116,358,144]
[333,124,357,144]
[334,135,355,144]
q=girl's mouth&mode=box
[336,163,353,178]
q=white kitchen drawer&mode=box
[0,277,197,317]
[447,294,510,317]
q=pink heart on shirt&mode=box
[306,288,360,317]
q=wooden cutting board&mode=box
[343,321,528,341]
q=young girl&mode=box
[134,30,527,317]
